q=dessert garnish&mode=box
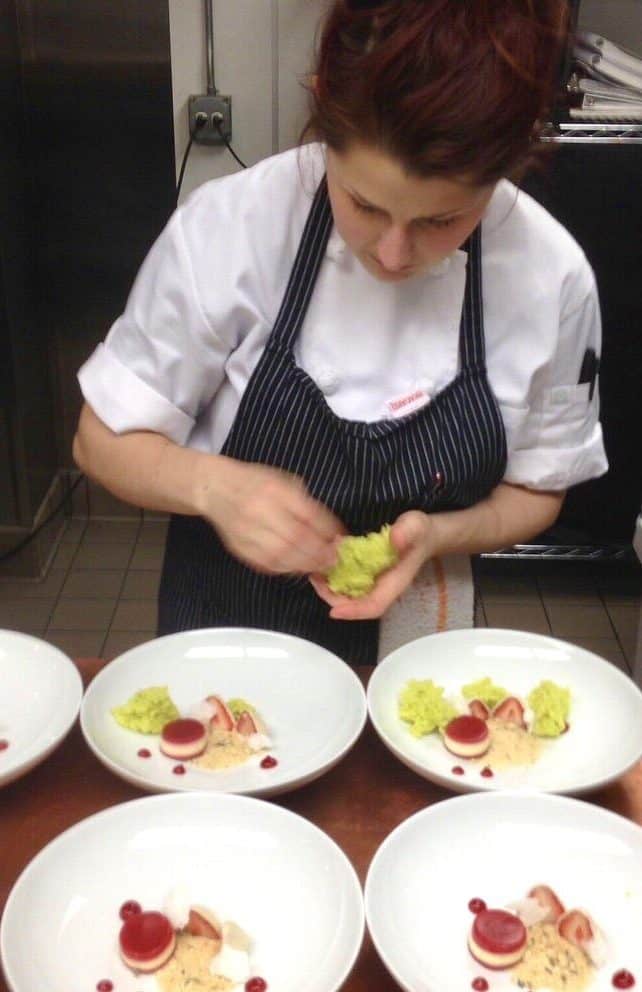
[111,686,179,734]
[0,739,9,752]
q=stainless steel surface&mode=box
[482,544,634,561]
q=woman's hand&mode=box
[309,510,434,620]
[201,458,345,576]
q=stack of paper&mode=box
[571,31,642,120]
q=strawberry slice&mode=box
[528,885,565,923]
[236,710,259,736]
[492,696,526,728]
[185,907,222,943]
[558,909,594,950]
[468,699,490,721]
[205,695,235,731]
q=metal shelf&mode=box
[543,122,642,143]
[481,543,634,562]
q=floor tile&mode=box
[138,520,169,545]
[476,575,540,604]
[607,604,640,659]
[83,519,141,544]
[0,599,55,632]
[483,602,551,634]
[60,569,125,600]
[50,542,78,571]
[129,544,165,570]
[48,597,117,631]
[562,636,630,674]
[111,599,158,631]
[121,570,161,600]
[73,543,133,570]
[44,629,106,659]
[61,519,87,543]
[598,573,642,606]
[545,602,614,639]
[103,629,156,660]
[0,570,66,600]
[537,575,601,607]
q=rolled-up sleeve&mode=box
[77,194,236,444]
[503,270,608,491]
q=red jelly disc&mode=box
[119,910,174,963]
[445,715,488,744]
[162,718,205,744]
[472,909,526,954]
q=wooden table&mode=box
[1,658,642,991]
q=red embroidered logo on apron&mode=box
[385,388,430,418]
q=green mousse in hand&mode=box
[326,524,398,597]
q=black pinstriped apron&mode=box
[158,177,507,665]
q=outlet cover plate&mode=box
[188,94,232,145]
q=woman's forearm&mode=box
[72,402,220,516]
[429,482,565,557]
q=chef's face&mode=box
[326,142,495,283]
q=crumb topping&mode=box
[512,922,593,991]
[156,933,234,992]
[477,718,542,769]
[191,728,253,770]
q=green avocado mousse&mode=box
[326,524,398,597]
[111,685,180,734]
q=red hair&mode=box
[305,0,569,184]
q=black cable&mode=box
[0,473,86,565]
[176,132,196,202]
[212,118,248,169]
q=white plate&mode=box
[365,791,642,992]
[1,791,365,992]
[0,629,83,788]
[368,628,642,795]
[81,627,367,796]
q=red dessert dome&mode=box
[472,909,526,954]
[446,716,489,744]
[119,911,176,972]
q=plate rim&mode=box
[1,790,366,992]
[0,629,83,788]
[367,627,642,796]
[79,626,368,797]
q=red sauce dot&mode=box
[468,898,487,914]
[137,748,151,759]
[472,980,489,991]
[173,764,186,775]
[0,739,9,751]
[452,765,465,776]
[613,970,636,989]
[245,979,268,992]
[96,982,114,992]
[260,756,277,769]
[480,766,494,778]
[119,900,142,921]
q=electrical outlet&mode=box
[188,94,232,145]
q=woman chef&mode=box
[73,0,607,666]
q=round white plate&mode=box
[81,627,367,796]
[365,791,642,992]
[1,791,365,992]
[0,629,83,788]
[368,628,642,795]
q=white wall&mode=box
[169,0,326,201]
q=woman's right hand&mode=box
[198,456,345,576]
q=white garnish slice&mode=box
[187,700,216,723]
[506,896,550,927]
[584,926,608,967]
[247,732,272,752]
[222,920,251,952]
[209,943,251,983]
[163,884,191,929]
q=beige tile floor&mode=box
[0,518,641,677]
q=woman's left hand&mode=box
[309,510,434,620]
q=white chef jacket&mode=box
[78,143,607,492]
